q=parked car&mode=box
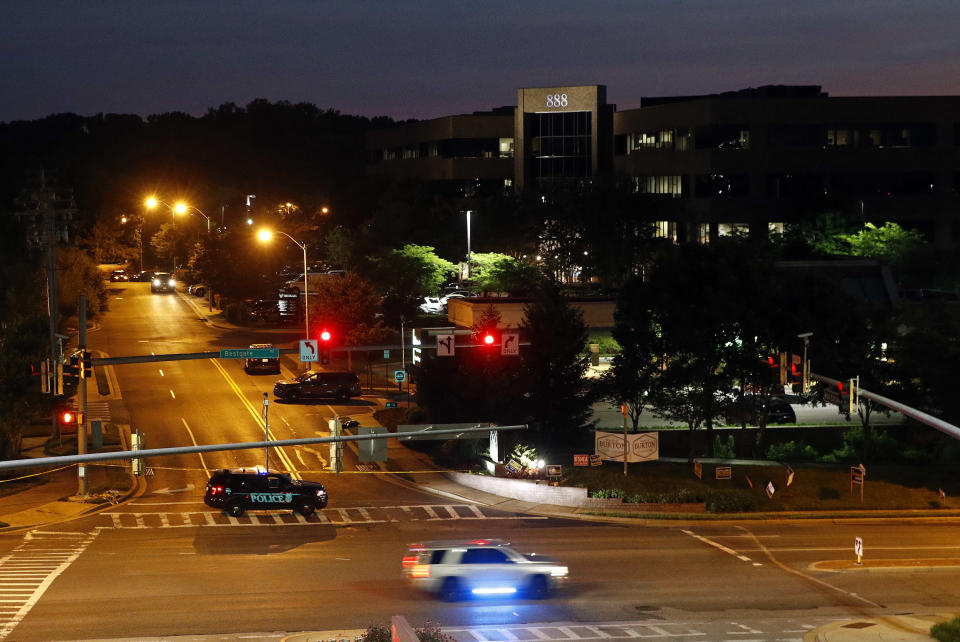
[419,297,444,314]
[724,395,796,425]
[246,298,281,325]
[273,370,362,402]
[188,284,207,297]
[130,270,154,282]
[109,269,129,282]
[151,272,176,293]
[402,539,568,602]
[244,343,281,375]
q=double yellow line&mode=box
[208,359,302,479]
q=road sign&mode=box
[220,347,279,359]
[436,334,455,356]
[715,466,732,480]
[299,339,318,362]
[573,454,589,466]
[854,536,863,564]
[394,370,406,383]
[383,349,390,359]
[501,332,519,356]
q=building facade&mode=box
[366,84,960,248]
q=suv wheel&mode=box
[294,497,315,517]
[527,574,550,599]
[225,500,245,518]
[440,577,462,602]
[336,389,349,403]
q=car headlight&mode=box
[550,566,568,577]
[152,279,160,286]
[168,279,176,287]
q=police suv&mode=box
[203,468,328,517]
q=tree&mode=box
[599,276,666,431]
[311,271,383,346]
[474,255,541,296]
[149,222,193,271]
[364,244,457,324]
[519,280,594,455]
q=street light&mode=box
[145,196,179,270]
[120,214,144,272]
[177,203,212,233]
[797,332,813,394]
[258,229,309,342]
[465,209,472,280]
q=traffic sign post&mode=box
[854,537,863,565]
[299,340,318,362]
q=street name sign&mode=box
[220,347,279,359]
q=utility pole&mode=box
[78,294,88,497]
[15,170,76,437]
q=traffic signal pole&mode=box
[77,294,88,497]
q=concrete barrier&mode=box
[445,471,589,507]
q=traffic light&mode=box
[81,351,92,378]
[483,332,496,346]
[63,354,80,389]
[58,408,77,432]
[319,328,332,365]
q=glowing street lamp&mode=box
[258,228,309,342]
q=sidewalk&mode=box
[802,613,949,641]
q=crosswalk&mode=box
[0,530,99,641]
[97,503,546,529]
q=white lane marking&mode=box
[727,622,762,634]
[0,531,99,641]
[159,369,164,377]
[682,529,755,564]
[169,389,175,399]
[94,505,545,529]
[181,418,210,477]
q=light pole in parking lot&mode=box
[257,229,309,342]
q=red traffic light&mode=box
[483,333,495,346]
[61,411,75,425]
[319,329,331,342]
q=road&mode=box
[0,280,958,641]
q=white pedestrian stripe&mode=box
[98,504,545,529]
[0,531,99,641]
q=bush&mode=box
[931,616,960,642]
[705,489,756,513]
[590,488,626,499]
[767,440,819,461]
[626,488,702,504]
[417,622,457,642]
[404,407,428,423]
[222,300,246,324]
[361,625,391,642]
[713,434,736,459]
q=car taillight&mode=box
[410,564,430,578]
[209,485,224,495]
[401,556,418,569]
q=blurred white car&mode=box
[419,297,444,314]
[402,539,568,602]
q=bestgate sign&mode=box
[595,431,659,463]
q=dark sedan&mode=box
[273,370,361,402]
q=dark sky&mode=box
[4,0,960,123]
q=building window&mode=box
[698,223,710,244]
[718,223,749,237]
[653,221,677,242]
[530,111,592,181]
[625,128,690,153]
[695,125,750,150]
[499,138,515,158]
[694,174,749,198]
[768,222,786,236]
[635,175,685,197]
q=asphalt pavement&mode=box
[1,287,955,641]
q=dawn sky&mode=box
[4,0,960,123]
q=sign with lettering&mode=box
[595,431,659,463]
[573,454,589,466]
[589,454,602,467]
[715,466,732,480]
[546,465,562,478]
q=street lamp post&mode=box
[145,197,178,270]
[258,229,309,342]
[465,209,472,280]
[181,204,212,233]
